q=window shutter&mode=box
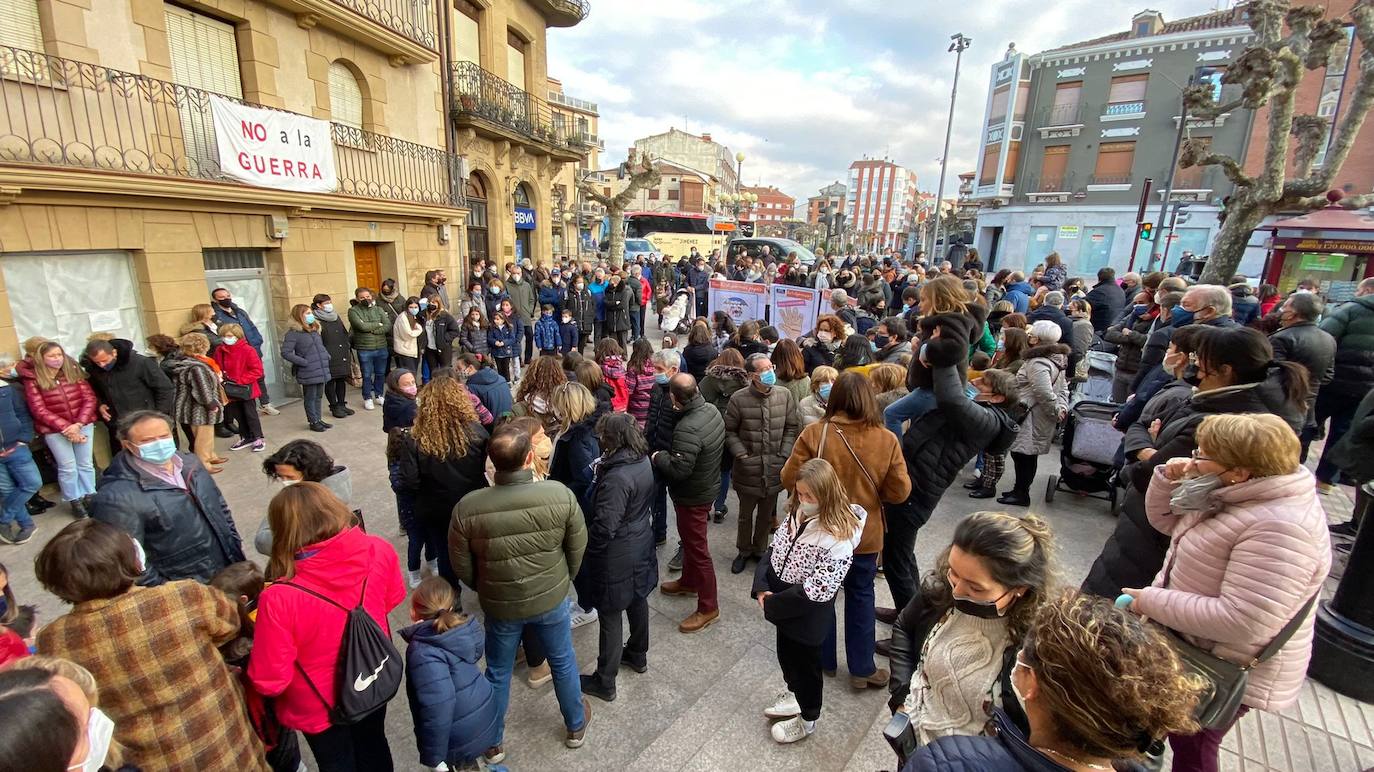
[1094,142,1135,178]
[1053,81,1082,108]
[979,145,1000,185]
[328,62,364,129]
[1,0,44,53]
[1039,146,1070,185]
[1107,74,1148,104]
[164,4,243,98]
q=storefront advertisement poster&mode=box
[770,285,819,341]
[708,279,767,326]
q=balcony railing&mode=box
[329,0,435,49]
[1037,103,1084,127]
[1087,173,1133,186]
[0,47,462,208]
[1103,100,1146,117]
[450,61,591,156]
[547,90,598,113]
[534,0,590,26]
[1169,168,1212,190]
[1033,172,1075,193]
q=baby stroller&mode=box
[1045,400,1122,513]
[1076,350,1117,405]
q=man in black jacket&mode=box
[83,338,174,455]
[1271,293,1336,461]
[1084,267,1125,333]
[876,336,1020,653]
[92,411,245,584]
[1026,291,1073,344]
[653,374,724,634]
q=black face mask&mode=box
[1182,363,1203,387]
[874,335,890,348]
[952,589,1013,619]
[216,298,233,308]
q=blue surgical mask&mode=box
[408,307,419,316]
[135,437,177,464]
[1171,308,1196,328]
[818,383,832,401]
[304,313,316,325]
[654,372,670,385]
[759,370,777,387]
[419,299,430,310]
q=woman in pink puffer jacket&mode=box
[1125,412,1330,772]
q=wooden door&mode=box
[353,243,380,292]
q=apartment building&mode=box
[806,182,847,225]
[0,0,591,398]
[633,129,740,202]
[739,186,796,223]
[846,158,918,252]
[547,77,603,256]
[970,8,1255,275]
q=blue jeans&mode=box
[883,387,937,437]
[0,445,40,529]
[301,382,324,425]
[485,602,585,744]
[44,426,96,501]
[630,304,642,340]
[714,467,731,512]
[356,348,388,400]
[821,552,878,677]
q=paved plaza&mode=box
[4,353,1370,771]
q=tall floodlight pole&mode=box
[932,33,971,262]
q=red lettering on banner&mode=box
[282,162,296,178]
[240,121,267,141]
[237,152,250,171]
[311,164,321,179]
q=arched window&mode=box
[513,183,531,208]
[328,61,364,130]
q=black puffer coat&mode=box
[316,314,353,379]
[905,304,988,391]
[1103,308,1153,376]
[645,382,678,453]
[82,338,174,420]
[565,288,596,335]
[550,414,601,512]
[724,384,798,498]
[1081,371,1305,598]
[396,426,491,526]
[682,343,718,382]
[575,450,657,613]
[92,451,245,584]
[893,339,1020,522]
[800,337,838,375]
[602,281,634,333]
[652,393,725,506]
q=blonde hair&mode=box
[551,382,597,435]
[410,576,468,633]
[178,332,210,356]
[219,323,245,339]
[265,482,356,580]
[411,377,481,460]
[1195,413,1299,478]
[191,303,216,323]
[33,342,86,391]
[868,363,906,393]
[790,458,858,541]
[920,275,970,315]
[810,365,839,392]
[5,655,101,704]
[21,337,49,359]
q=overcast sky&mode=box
[547,0,1235,209]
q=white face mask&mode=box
[1010,655,1031,706]
[68,707,114,772]
[131,538,147,574]
[797,502,819,518]
[280,479,299,486]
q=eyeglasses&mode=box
[1190,450,1213,462]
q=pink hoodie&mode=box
[248,526,405,733]
[1134,465,1331,712]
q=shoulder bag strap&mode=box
[816,421,829,459]
[1247,593,1320,669]
[277,581,345,713]
[832,425,882,500]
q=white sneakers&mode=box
[364,398,376,410]
[763,690,800,719]
[426,558,439,577]
[406,569,422,589]
[570,607,600,629]
[770,716,815,744]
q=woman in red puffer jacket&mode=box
[19,341,98,517]
[213,323,266,452]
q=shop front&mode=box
[1262,209,1374,302]
[513,184,536,264]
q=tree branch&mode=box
[1194,152,1255,188]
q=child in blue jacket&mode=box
[533,304,561,355]
[487,311,520,382]
[558,307,580,354]
[401,577,503,771]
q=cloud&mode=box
[548,0,1222,207]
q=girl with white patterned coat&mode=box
[752,458,865,745]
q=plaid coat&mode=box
[37,581,269,772]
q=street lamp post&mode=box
[933,32,972,262]
[735,151,745,195]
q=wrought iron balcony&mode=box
[328,0,435,49]
[262,0,436,62]
[1037,103,1084,128]
[1087,174,1133,187]
[450,61,591,159]
[0,47,462,208]
[534,0,590,27]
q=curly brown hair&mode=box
[515,355,567,404]
[411,377,481,461]
[1021,590,1203,760]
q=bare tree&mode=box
[578,154,662,269]
[1189,0,1374,284]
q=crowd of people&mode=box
[0,243,1355,772]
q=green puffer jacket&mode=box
[347,302,390,350]
[1320,295,1374,398]
[448,469,587,621]
[505,277,537,322]
[652,393,725,506]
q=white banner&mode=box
[209,95,338,193]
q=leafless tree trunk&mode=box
[1189,0,1374,284]
[578,155,662,270]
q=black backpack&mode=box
[281,578,402,725]
[983,403,1022,455]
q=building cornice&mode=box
[1032,26,1253,67]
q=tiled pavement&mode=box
[5,352,1370,770]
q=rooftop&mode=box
[1041,5,1250,55]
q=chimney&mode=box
[702,133,712,142]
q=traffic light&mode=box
[1175,203,1192,225]
[1138,222,1153,241]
